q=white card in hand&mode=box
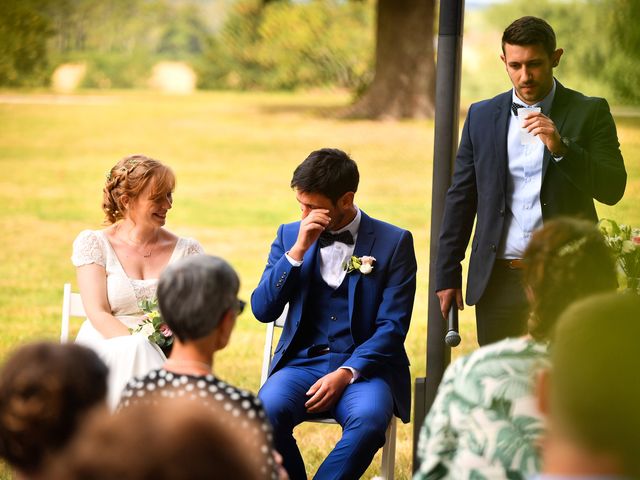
[517,106,541,145]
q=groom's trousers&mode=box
[259,355,393,480]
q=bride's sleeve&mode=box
[183,237,205,256]
[71,230,106,267]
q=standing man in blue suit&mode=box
[252,148,417,480]
[436,16,626,346]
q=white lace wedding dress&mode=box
[72,229,204,408]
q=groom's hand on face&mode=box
[289,209,331,261]
[304,368,352,413]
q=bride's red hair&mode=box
[102,154,175,224]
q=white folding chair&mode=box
[260,305,397,480]
[61,283,86,343]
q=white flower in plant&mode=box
[622,240,636,254]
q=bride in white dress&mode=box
[72,155,204,408]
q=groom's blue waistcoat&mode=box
[289,252,353,371]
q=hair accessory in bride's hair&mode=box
[557,236,588,258]
[105,170,112,181]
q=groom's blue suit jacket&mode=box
[251,210,417,423]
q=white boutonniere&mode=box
[344,255,376,275]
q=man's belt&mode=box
[495,258,525,270]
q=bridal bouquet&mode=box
[598,218,640,294]
[131,298,174,351]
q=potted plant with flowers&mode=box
[598,218,640,294]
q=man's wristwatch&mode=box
[552,136,570,159]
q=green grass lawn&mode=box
[0,90,638,479]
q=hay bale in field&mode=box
[149,62,197,94]
[51,63,87,93]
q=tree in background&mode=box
[197,0,374,92]
[200,0,435,119]
[0,0,53,87]
[195,0,267,90]
[44,0,211,89]
[1,0,636,110]
[0,0,214,89]
[601,0,640,103]
[345,0,436,119]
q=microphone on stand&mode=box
[445,305,461,347]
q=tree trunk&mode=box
[345,0,436,119]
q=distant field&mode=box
[0,90,638,479]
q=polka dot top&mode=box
[119,368,278,480]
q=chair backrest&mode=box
[61,283,86,343]
[260,304,288,386]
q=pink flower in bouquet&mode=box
[159,323,173,338]
[632,235,640,246]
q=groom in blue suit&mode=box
[252,148,417,479]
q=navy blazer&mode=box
[436,81,626,305]
[251,211,417,422]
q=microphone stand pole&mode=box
[412,0,465,471]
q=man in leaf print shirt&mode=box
[415,219,617,479]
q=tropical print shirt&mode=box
[414,337,549,480]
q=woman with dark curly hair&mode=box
[71,154,204,408]
[415,218,618,480]
[0,342,107,478]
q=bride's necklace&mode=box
[116,224,159,258]
[164,359,212,374]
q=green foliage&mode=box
[77,52,154,89]
[196,0,374,91]
[598,218,640,294]
[45,0,212,89]
[156,4,211,58]
[195,0,264,89]
[2,0,637,102]
[598,0,640,103]
[0,0,216,89]
[0,0,54,87]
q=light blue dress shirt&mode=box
[499,80,557,259]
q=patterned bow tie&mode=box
[511,102,526,116]
[318,230,354,248]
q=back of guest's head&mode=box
[290,148,359,203]
[0,342,107,474]
[523,218,616,341]
[103,154,175,224]
[157,254,240,341]
[549,293,640,477]
[53,400,268,480]
[502,16,557,57]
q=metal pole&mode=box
[412,0,465,471]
